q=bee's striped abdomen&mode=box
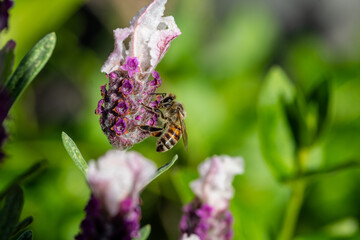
[156,124,182,152]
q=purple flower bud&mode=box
[95,0,181,150]
[0,0,13,32]
[147,114,158,126]
[113,118,127,135]
[114,100,129,115]
[152,71,160,80]
[149,71,162,86]
[95,100,105,115]
[100,84,107,97]
[121,56,140,77]
[120,79,134,96]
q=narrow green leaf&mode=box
[4,32,56,106]
[62,132,88,175]
[0,186,24,240]
[148,155,178,185]
[11,216,33,237]
[258,66,297,180]
[16,230,32,240]
[133,225,151,240]
[308,79,330,140]
[0,160,46,201]
[0,40,16,85]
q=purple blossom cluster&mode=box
[95,0,181,150]
[180,199,233,240]
[76,195,141,240]
[95,59,162,149]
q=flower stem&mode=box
[278,180,306,240]
[278,148,308,240]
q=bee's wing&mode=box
[179,113,188,151]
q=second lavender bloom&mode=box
[180,155,244,240]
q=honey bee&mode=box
[138,93,188,152]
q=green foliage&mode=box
[258,66,297,180]
[12,217,34,239]
[148,155,178,185]
[4,33,56,106]
[16,230,32,240]
[0,161,45,239]
[62,132,88,175]
[133,225,151,240]
[0,186,24,240]
[0,160,46,201]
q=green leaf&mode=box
[0,186,24,240]
[11,216,33,237]
[133,225,151,240]
[147,155,178,185]
[0,160,46,201]
[62,132,88,175]
[16,230,32,240]
[4,32,56,106]
[308,79,330,140]
[258,66,297,180]
[0,40,16,85]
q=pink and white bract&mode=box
[96,0,181,150]
[76,150,156,239]
[180,155,244,240]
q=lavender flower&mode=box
[76,150,156,240]
[180,155,244,240]
[0,0,13,32]
[96,0,181,150]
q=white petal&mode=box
[180,234,201,240]
[101,27,132,74]
[130,0,165,71]
[190,155,244,213]
[149,16,181,71]
[87,150,156,216]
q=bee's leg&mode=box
[137,125,164,137]
[141,103,169,121]
[149,93,167,98]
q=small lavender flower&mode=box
[96,0,181,150]
[0,0,13,32]
[76,150,156,240]
[180,155,244,240]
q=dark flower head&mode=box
[0,87,11,163]
[96,0,181,150]
[0,0,13,32]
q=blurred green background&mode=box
[1,0,360,239]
